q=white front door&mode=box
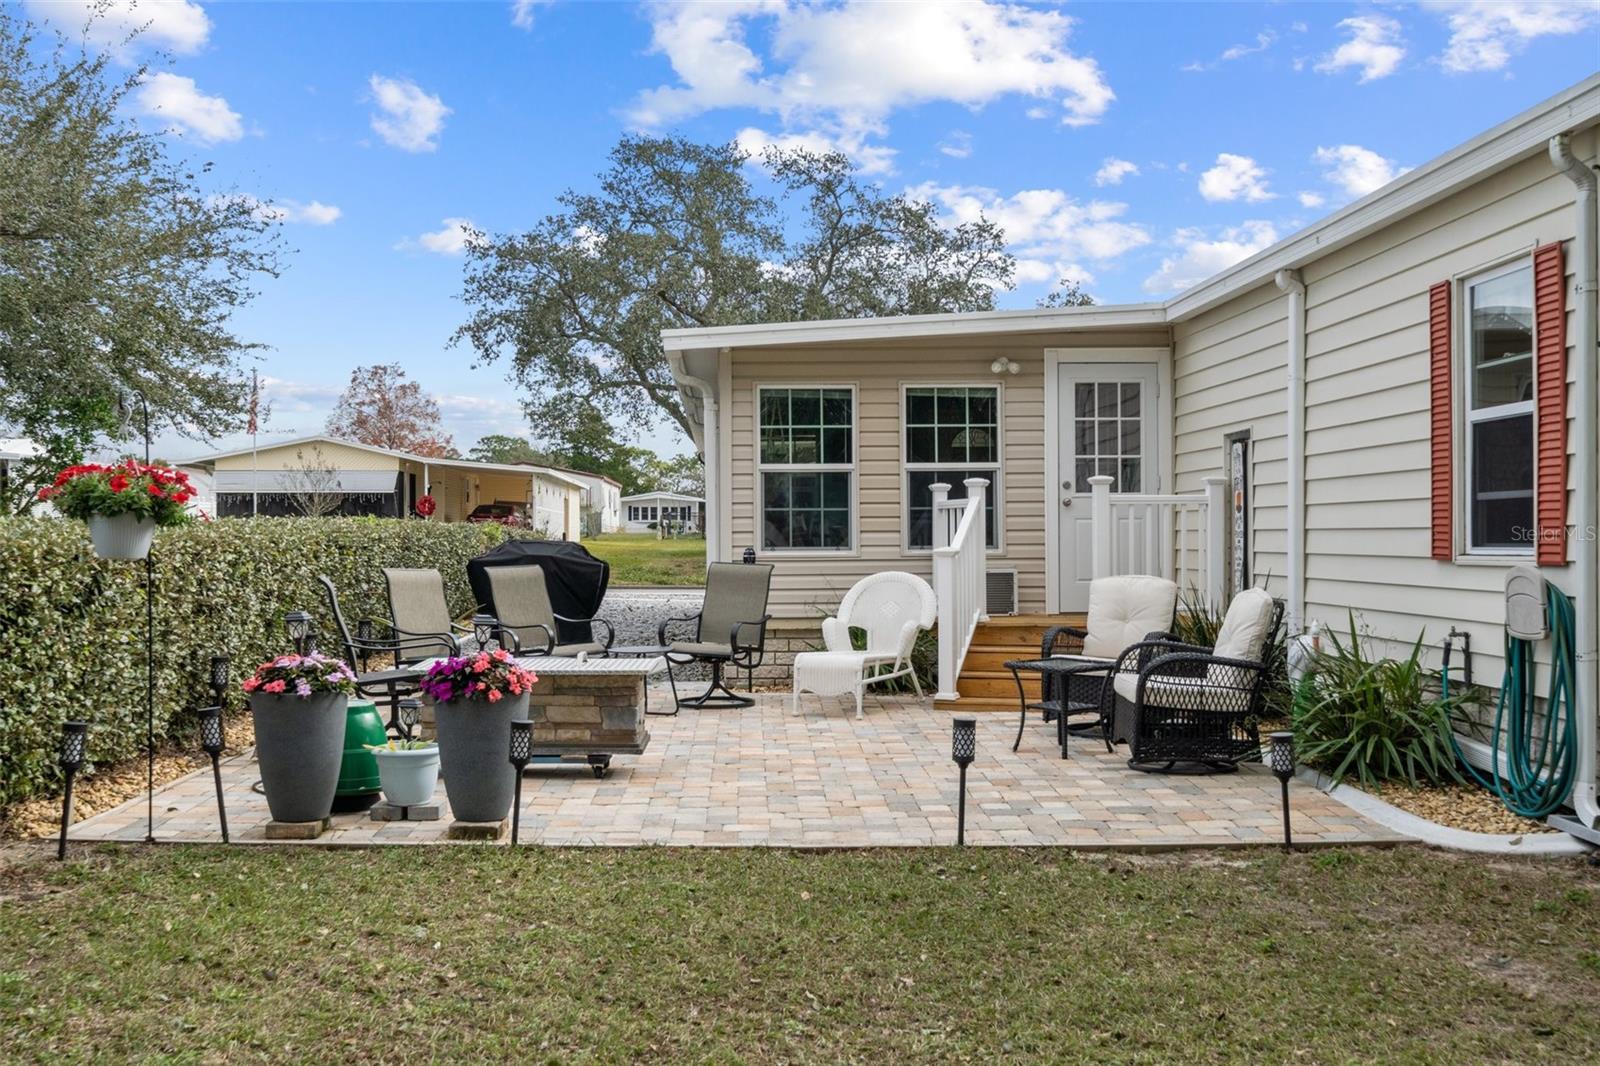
[1056,363,1160,612]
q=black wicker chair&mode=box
[1104,591,1283,774]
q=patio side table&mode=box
[1002,658,1114,760]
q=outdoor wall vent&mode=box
[985,569,1018,616]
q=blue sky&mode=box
[25,0,1600,459]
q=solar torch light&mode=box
[356,618,374,672]
[473,613,497,653]
[741,547,756,564]
[508,719,533,845]
[198,706,229,844]
[284,610,314,656]
[952,716,977,847]
[1268,731,1296,851]
[57,721,89,861]
[208,654,231,707]
[399,698,423,742]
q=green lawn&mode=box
[585,532,706,586]
[3,845,1598,1062]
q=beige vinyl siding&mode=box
[1171,136,1589,686]
[728,329,1164,619]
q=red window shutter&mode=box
[1533,241,1568,566]
[1429,281,1452,561]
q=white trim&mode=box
[897,381,1005,555]
[619,492,705,504]
[754,383,860,556]
[1043,348,1172,614]
[183,433,588,488]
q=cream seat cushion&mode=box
[1080,576,1180,659]
[1113,671,1241,711]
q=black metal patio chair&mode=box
[658,562,774,711]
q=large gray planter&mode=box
[250,692,348,823]
[435,692,528,823]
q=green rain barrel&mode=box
[333,698,386,812]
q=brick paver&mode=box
[69,691,1405,849]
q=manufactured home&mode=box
[621,491,704,533]
[664,76,1600,832]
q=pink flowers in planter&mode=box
[243,651,358,700]
[420,648,537,704]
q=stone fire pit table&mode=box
[514,654,660,778]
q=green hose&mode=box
[1444,580,1578,819]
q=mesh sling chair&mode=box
[1105,587,1283,774]
[318,575,448,738]
[791,571,936,719]
[483,565,616,657]
[382,568,470,665]
[1023,575,1179,753]
[659,562,774,710]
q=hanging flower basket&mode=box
[40,461,196,561]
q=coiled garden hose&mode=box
[1443,580,1578,819]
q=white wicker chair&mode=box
[791,571,936,719]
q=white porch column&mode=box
[964,477,990,621]
[1203,476,1228,610]
[1089,475,1114,579]
[929,482,950,549]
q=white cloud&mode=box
[1429,1,1600,73]
[1297,190,1326,208]
[734,125,897,175]
[398,218,478,256]
[1198,153,1273,203]
[629,1,1114,167]
[908,182,1151,275]
[134,72,242,143]
[368,75,451,152]
[1143,221,1279,294]
[938,130,973,159]
[1183,29,1276,72]
[1313,144,1407,198]
[212,195,341,225]
[1315,15,1406,82]
[25,0,210,55]
[510,0,552,30]
[1094,158,1139,186]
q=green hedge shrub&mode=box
[0,517,510,805]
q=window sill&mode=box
[1452,552,1536,567]
[758,548,861,560]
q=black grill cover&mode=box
[467,539,610,644]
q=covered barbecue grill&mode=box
[467,539,610,645]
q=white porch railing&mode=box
[1088,474,1227,608]
[932,478,988,702]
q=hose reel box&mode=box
[1504,567,1549,641]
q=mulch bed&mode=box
[0,712,255,841]
[1358,780,1558,836]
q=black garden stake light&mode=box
[508,719,533,845]
[1268,731,1296,851]
[208,654,231,705]
[284,610,314,655]
[198,706,229,843]
[356,618,374,672]
[57,721,88,861]
[473,613,498,653]
[952,716,977,847]
[398,698,422,742]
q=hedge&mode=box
[0,517,513,806]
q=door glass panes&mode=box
[1073,380,1143,492]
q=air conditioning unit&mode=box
[985,568,1018,616]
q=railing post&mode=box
[930,482,950,550]
[933,548,959,701]
[1089,475,1114,579]
[1203,476,1228,610]
[964,477,989,621]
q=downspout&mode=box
[1551,133,1599,830]
[667,349,721,564]
[1274,268,1307,635]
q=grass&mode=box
[585,532,706,586]
[3,845,1598,1062]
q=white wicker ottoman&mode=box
[791,650,875,719]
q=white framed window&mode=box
[902,385,1001,551]
[1463,259,1535,554]
[758,385,855,551]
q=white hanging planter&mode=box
[87,513,156,561]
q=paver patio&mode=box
[69,691,1404,848]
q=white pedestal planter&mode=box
[87,513,156,561]
[372,747,441,808]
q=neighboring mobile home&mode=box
[184,435,588,539]
[663,76,1599,828]
[621,491,704,533]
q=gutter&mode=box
[1550,133,1600,832]
[666,349,722,565]
[1274,269,1307,634]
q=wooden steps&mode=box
[934,613,1085,712]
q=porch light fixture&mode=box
[1268,731,1295,850]
[742,547,756,564]
[508,719,533,845]
[284,610,313,655]
[198,706,229,844]
[472,613,497,652]
[399,698,422,741]
[989,357,1020,376]
[952,716,977,847]
[57,721,88,861]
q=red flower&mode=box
[109,474,129,493]
[147,483,162,497]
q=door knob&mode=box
[1062,498,1072,508]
